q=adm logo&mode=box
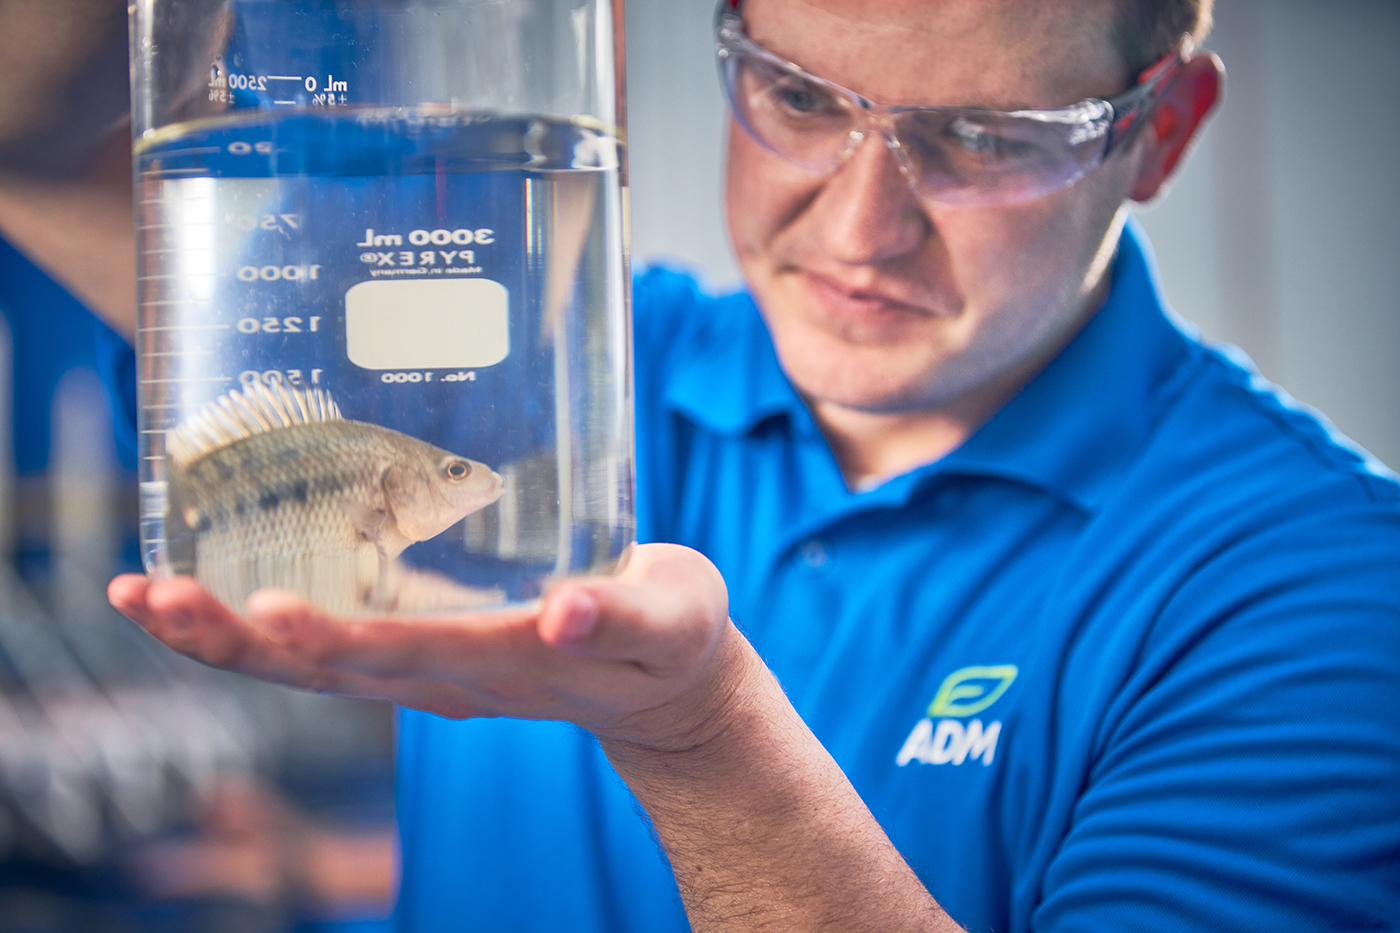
[896,665,1018,768]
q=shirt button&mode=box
[798,539,830,574]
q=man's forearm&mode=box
[0,0,135,338]
[600,627,963,932]
[110,534,956,928]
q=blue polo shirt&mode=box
[393,224,1392,929]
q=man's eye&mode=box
[945,118,1035,160]
[948,119,1003,154]
[771,79,838,116]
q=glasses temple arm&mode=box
[1103,37,1192,153]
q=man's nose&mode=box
[810,130,928,266]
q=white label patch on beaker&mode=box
[345,279,509,369]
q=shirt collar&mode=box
[936,219,1195,511]
[663,218,1194,513]
[663,289,807,434]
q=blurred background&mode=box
[0,230,397,932]
[0,1,1394,931]
[0,227,397,932]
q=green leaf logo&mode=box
[927,665,1019,718]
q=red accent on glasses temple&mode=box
[1138,41,1186,84]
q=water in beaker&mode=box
[130,1,632,614]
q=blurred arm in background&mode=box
[129,776,396,919]
[0,0,136,339]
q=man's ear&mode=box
[1129,52,1225,202]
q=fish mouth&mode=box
[484,469,505,502]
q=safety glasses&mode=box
[714,3,1188,207]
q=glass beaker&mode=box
[129,0,632,614]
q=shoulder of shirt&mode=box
[1144,324,1399,514]
[632,263,758,356]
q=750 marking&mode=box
[229,213,300,233]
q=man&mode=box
[9,0,1397,929]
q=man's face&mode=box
[726,0,1146,417]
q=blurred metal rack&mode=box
[0,246,394,932]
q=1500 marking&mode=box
[237,316,321,334]
[240,369,323,387]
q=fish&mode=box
[163,381,504,614]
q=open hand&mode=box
[108,543,742,748]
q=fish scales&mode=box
[182,421,396,612]
[165,383,504,614]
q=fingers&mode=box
[111,571,546,715]
[240,587,562,719]
[108,573,153,624]
[111,573,235,658]
[111,571,257,668]
[538,543,730,677]
[144,576,265,669]
[105,544,737,734]
[248,588,536,679]
[113,575,352,691]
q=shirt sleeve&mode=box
[1033,500,1400,932]
[91,316,139,469]
[630,264,706,546]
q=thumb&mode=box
[537,543,729,676]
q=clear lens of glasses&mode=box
[721,46,1114,206]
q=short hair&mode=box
[1114,0,1215,77]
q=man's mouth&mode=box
[797,268,948,323]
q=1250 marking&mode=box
[237,316,321,334]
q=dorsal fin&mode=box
[167,382,343,468]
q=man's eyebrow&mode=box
[938,98,1043,112]
[884,93,1051,112]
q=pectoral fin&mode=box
[340,515,397,612]
[369,545,395,612]
[340,499,391,543]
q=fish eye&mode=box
[442,458,472,482]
